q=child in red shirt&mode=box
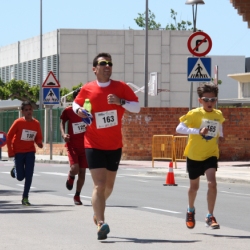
[60,88,88,205]
[7,101,43,206]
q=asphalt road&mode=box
[1,160,250,250]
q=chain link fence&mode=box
[0,108,64,143]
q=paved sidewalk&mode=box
[1,152,250,184]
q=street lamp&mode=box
[185,0,205,32]
[185,0,205,110]
[144,0,149,107]
[39,0,43,110]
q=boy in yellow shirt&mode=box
[176,83,225,229]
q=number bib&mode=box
[200,119,219,137]
[72,122,86,134]
[21,129,37,141]
[95,110,118,129]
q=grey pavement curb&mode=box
[1,156,69,164]
[35,159,69,164]
[147,170,250,184]
[1,154,250,184]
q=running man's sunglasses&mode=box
[97,60,113,67]
[201,97,217,103]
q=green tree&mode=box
[0,79,39,108]
[134,9,193,31]
[60,82,83,102]
[134,9,161,30]
[165,9,192,30]
[0,79,83,109]
[0,78,4,87]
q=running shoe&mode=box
[22,198,31,206]
[97,222,110,240]
[186,210,195,229]
[66,175,75,190]
[73,195,82,205]
[10,167,16,178]
[205,215,220,229]
[93,214,97,225]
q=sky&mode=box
[0,0,249,57]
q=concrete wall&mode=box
[58,29,195,108]
[50,29,248,107]
[0,28,246,108]
[0,30,57,67]
[211,56,245,99]
[0,43,18,67]
[19,30,57,62]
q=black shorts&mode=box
[187,156,218,180]
[85,148,122,172]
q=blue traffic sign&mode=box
[187,57,211,82]
[43,88,60,105]
[0,131,7,148]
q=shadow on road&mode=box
[101,236,200,244]
[196,233,250,239]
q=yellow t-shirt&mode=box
[179,107,225,161]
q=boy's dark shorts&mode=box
[187,156,218,180]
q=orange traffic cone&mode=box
[163,161,178,186]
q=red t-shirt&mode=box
[60,106,86,148]
[7,118,43,156]
[74,79,139,150]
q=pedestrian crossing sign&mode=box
[43,88,60,105]
[187,57,211,82]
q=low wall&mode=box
[2,108,250,161]
[121,107,250,161]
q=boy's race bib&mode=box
[72,122,86,134]
[21,129,37,141]
[200,119,219,137]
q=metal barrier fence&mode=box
[173,136,188,162]
[0,108,64,143]
[152,135,174,168]
[152,135,187,168]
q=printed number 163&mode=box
[102,116,114,123]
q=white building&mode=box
[0,29,246,108]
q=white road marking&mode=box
[1,172,13,174]
[118,174,160,178]
[68,194,92,199]
[143,207,181,214]
[221,191,250,196]
[16,184,35,189]
[1,172,40,176]
[39,172,68,176]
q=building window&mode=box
[0,54,58,85]
[242,82,250,98]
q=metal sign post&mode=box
[49,105,53,160]
[214,65,219,109]
[42,71,60,160]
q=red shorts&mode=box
[67,147,88,169]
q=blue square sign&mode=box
[187,57,211,82]
[43,88,60,105]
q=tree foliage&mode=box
[134,9,161,30]
[0,79,39,108]
[134,9,193,31]
[165,9,192,30]
[60,82,83,102]
[0,78,83,109]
